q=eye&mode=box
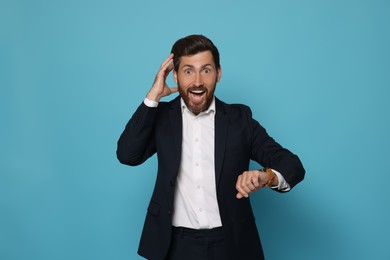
[184,69,192,75]
[203,68,210,74]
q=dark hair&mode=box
[171,35,220,71]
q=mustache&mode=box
[188,85,206,92]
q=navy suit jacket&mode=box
[117,96,305,260]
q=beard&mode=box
[178,84,216,115]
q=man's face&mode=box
[174,51,222,115]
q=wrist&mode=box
[263,168,277,187]
[146,91,161,102]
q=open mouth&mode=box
[189,89,206,103]
[190,89,206,96]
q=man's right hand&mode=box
[146,53,178,102]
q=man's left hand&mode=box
[236,170,270,199]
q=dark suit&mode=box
[117,96,305,260]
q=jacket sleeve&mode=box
[116,102,157,166]
[247,107,305,189]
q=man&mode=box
[117,35,305,260]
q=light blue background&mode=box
[1,0,389,259]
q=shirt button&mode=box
[199,208,202,212]
[195,162,199,167]
[196,185,200,189]
[195,138,199,142]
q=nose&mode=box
[194,72,204,87]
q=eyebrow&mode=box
[181,64,215,69]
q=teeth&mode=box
[191,90,204,94]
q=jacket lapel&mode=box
[214,98,229,188]
[168,97,183,179]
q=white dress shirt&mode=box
[143,97,290,229]
[172,98,222,229]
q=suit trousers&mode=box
[165,227,228,260]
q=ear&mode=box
[217,67,222,82]
[173,70,178,85]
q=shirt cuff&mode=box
[271,169,291,192]
[143,97,159,107]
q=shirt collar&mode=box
[180,96,216,116]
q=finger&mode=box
[162,86,178,97]
[160,53,174,69]
[252,174,260,188]
[241,175,254,193]
[158,61,174,80]
[236,189,248,199]
[247,178,258,191]
[155,63,174,89]
[236,176,249,198]
[169,87,178,93]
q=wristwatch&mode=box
[263,168,276,187]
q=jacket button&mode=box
[168,210,172,215]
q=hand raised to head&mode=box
[146,53,178,102]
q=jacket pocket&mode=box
[147,200,160,216]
